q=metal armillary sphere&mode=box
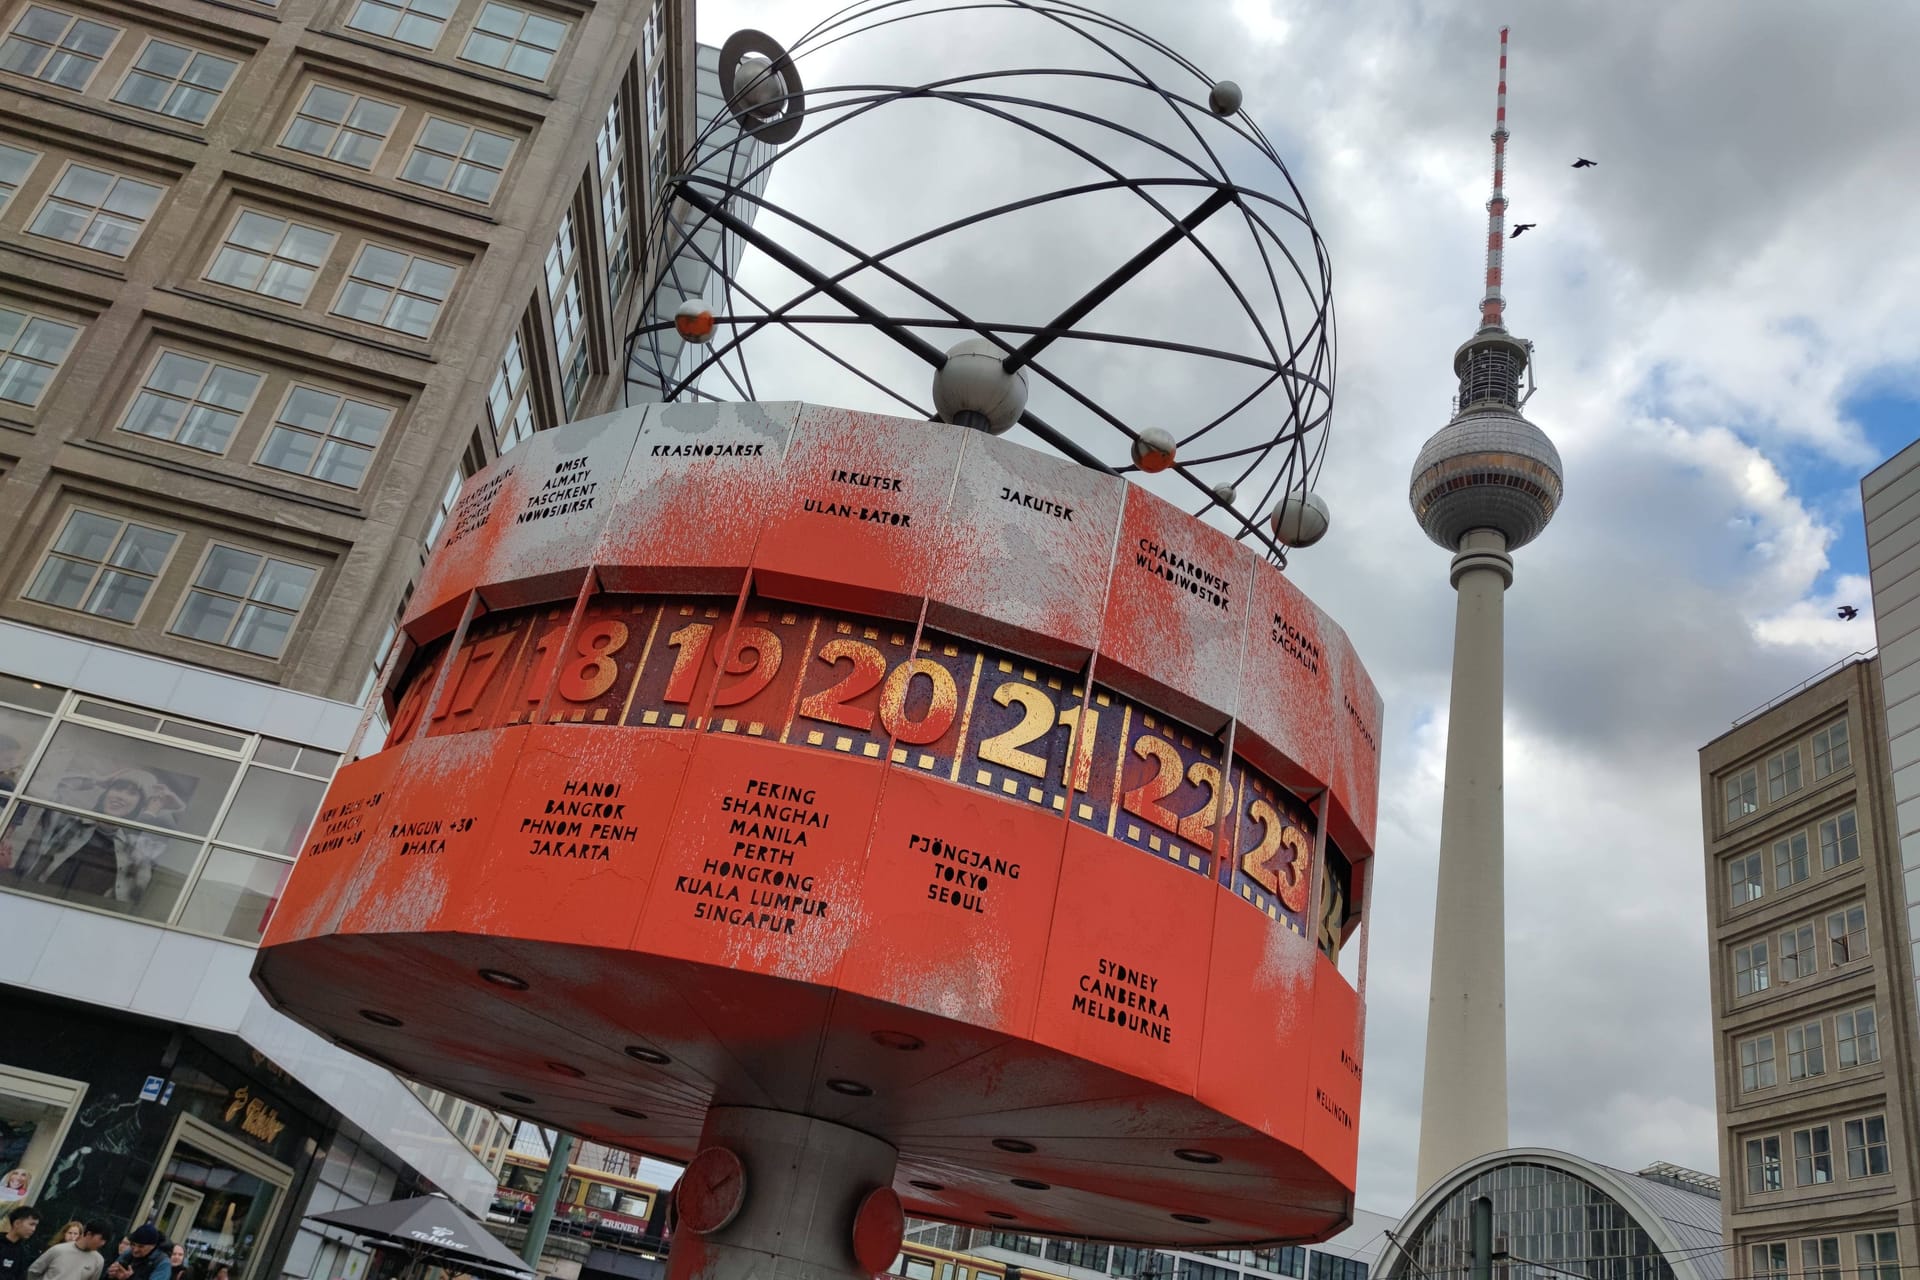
[627,0,1338,562]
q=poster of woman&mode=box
[5,769,181,903]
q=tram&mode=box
[490,1152,664,1247]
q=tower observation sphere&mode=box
[1409,331,1563,552]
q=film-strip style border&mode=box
[383,591,1330,937]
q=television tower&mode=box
[1408,26,1564,1195]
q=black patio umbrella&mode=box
[306,1195,533,1280]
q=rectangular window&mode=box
[401,116,513,202]
[1828,904,1868,965]
[24,510,177,621]
[169,546,317,658]
[356,618,398,708]
[1794,1127,1834,1185]
[1814,719,1850,779]
[1729,852,1763,905]
[0,5,119,90]
[117,351,263,453]
[1856,1232,1898,1280]
[1768,746,1803,802]
[486,332,534,452]
[1735,940,1770,997]
[1725,767,1759,823]
[3,705,257,926]
[554,275,584,375]
[1752,1242,1788,1280]
[423,468,461,551]
[0,1064,86,1205]
[1804,1239,1841,1280]
[1787,1022,1825,1080]
[1739,1035,1776,1091]
[345,0,453,48]
[211,739,332,858]
[258,385,393,488]
[28,162,163,257]
[1774,832,1811,888]
[0,679,59,803]
[603,166,631,294]
[1780,923,1816,981]
[112,37,238,123]
[332,244,456,337]
[1747,1136,1783,1193]
[460,3,567,80]
[1837,1006,1879,1068]
[0,141,40,210]
[597,98,622,177]
[174,846,291,941]
[1820,810,1859,869]
[1843,1116,1889,1179]
[0,305,81,408]
[281,84,399,169]
[544,212,588,411]
[544,209,575,296]
[598,98,631,296]
[207,210,336,303]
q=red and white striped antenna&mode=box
[1479,26,1510,331]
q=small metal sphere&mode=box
[1208,80,1243,117]
[736,54,784,116]
[1132,428,1177,472]
[932,338,1028,434]
[674,298,715,345]
[717,29,806,145]
[1210,481,1237,508]
[1409,408,1562,551]
[1271,491,1329,547]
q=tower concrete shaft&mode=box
[1415,528,1513,1194]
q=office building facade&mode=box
[0,0,698,1273]
[1863,439,1920,1031]
[1699,656,1917,1280]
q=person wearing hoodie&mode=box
[102,1226,169,1280]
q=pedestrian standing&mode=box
[24,1222,107,1280]
[0,1206,41,1280]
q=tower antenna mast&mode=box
[1481,26,1510,333]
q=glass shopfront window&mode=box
[0,676,59,795]
[142,1115,292,1280]
[0,678,334,941]
[0,1064,86,1207]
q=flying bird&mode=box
[1837,605,1859,620]
[1510,223,1537,238]
[1572,157,1597,168]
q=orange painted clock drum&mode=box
[254,401,1383,1246]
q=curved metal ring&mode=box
[717,28,807,145]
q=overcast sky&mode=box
[686,0,1920,1218]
